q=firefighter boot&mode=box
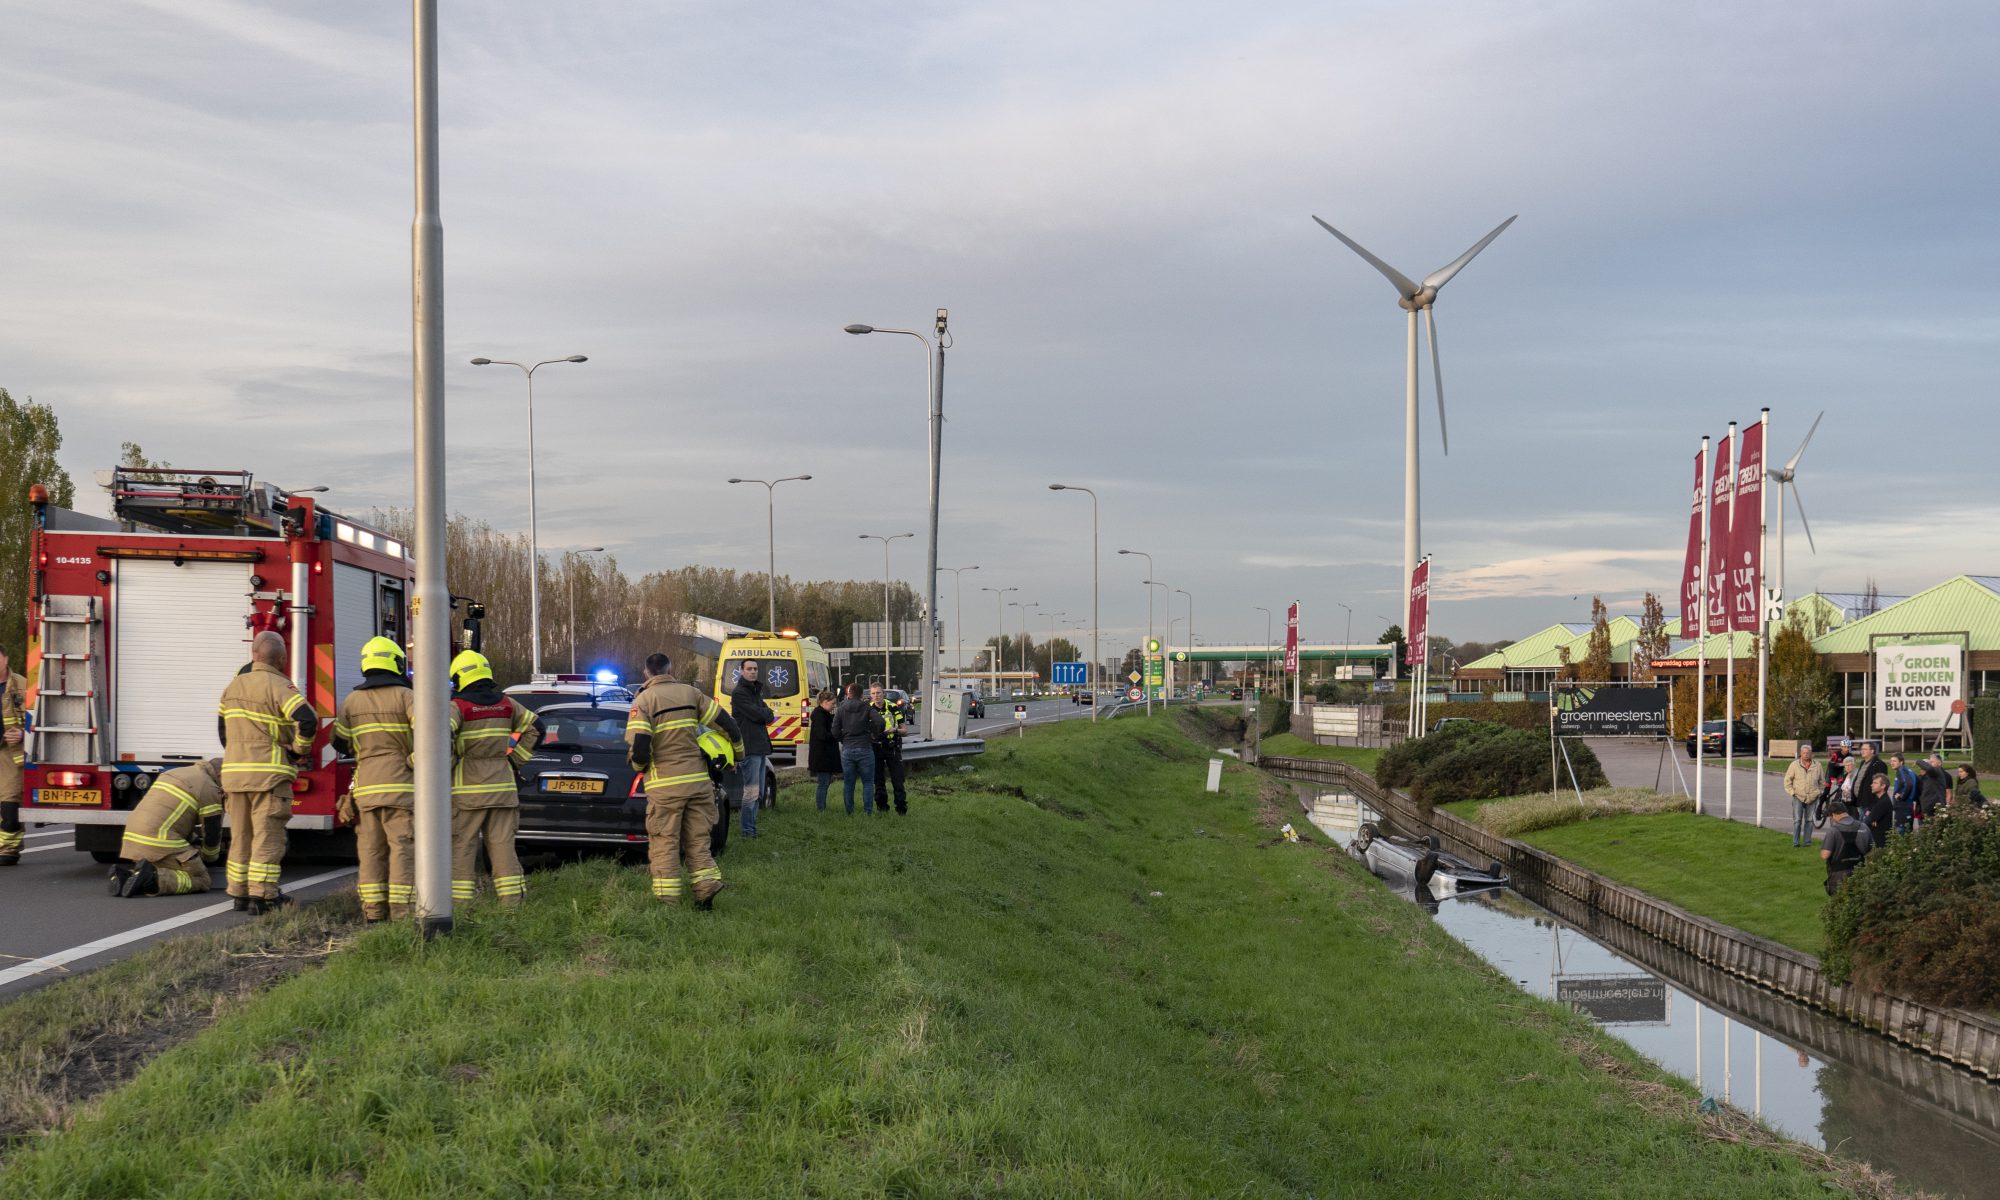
[0,802,22,865]
[107,863,131,894]
[117,861,158,898]
[691,867,725,909]
[246,891,294,917]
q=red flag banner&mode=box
[1705,432,1735,638]
[1681,445,1708,638]
[1284,602,1300,674]
[1407,559,1430,668]
[1729,420,1764,632]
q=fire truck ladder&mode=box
[32,595,104,765]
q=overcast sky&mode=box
[4,1,1995,659]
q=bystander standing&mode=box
[808,690,838,811]
[1862,772,1895,845]
[1820,800,1873,894]
[1916,752,1952,825]
[731,660,776,838]
[1954,765,1987,811]
[1782,744,1826,849]
[1888,753,1919,835]
[833,683,883,814]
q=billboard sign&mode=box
[1552,684,1670,737]
[1051,661,1087,687]
[1875,643,1964,731]
[1407,558,1430,668]
[1729,420,1764,632]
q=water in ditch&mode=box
[1303,790,2000,1200]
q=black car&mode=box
[517,701,647,846]
[1686,719,1761,759]
[962,691,986,719]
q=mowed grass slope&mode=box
[2,715,1863,1198]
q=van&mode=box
[713,631,832,764]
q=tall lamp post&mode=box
[846,313,948,737]
[565,546,605,673]
[1175,588,1195,686]
[728,475,812,631]
[1255,605,1273,689]
[859,532,913,687]
[1336,601,1353,681]
[412,0,451,936]
[1168,617,1183,693]
[980,585,1015,696]
[1041,611,1067,682]
[1048,484,1099,719]
[469,353,587,678]
[938,565,979,680]
[1119,550,1154,715]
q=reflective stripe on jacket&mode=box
[219,662,314,790]
[119,763,224,856]
[2,671,25,771]
[448,694,538,808]
[626,678,731,799]
[334,680,418,809]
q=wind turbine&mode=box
[1764,410,1822,615]
[1312,213,1516,621]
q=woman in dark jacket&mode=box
[808,690,840,810]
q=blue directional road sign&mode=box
[1051,661,1087,686]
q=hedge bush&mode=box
[1975,692,2000,775]
[1375,721,1605,808]
[1823,811,2000,1007]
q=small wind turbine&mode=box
[1765,410,1822,616]
[1312,213,1516,616]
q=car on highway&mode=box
[962,690,985,719]
[1230,688,1243,700]
[516,700,647,846]
[1686,719,1761,759]
[1071,690,1094,706]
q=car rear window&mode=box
[536,708,630,752]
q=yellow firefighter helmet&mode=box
[360,636,407,674]
[449,649,493,689]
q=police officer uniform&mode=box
[333,638,419,922]
[218,658,318,912]
[873,691,910,815]
[447,651,540,907]
[110,759,225,896]
[625,664,739,905]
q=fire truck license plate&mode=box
[544,778,603,795]
[36,788,103,806]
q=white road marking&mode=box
[0,865,358,988]
[24,829,69,841]
[22,842,70,855]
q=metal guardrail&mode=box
[1263,754,2000,1081]
[902,737,984,763]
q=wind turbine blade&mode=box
[1790,481,1817,554]
[1311,216,1419,298]
[1784,410,1824,473]
[1424,305,1448,455]
[1421,215,1518,291]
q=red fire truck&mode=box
[19,467,446,860]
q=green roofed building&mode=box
[1806,577,2000,744]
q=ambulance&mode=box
[712,631,830,764]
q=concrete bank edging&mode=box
[1262,755,2000,1082]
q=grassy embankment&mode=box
[1442,787,1694,838]
[0,712,1893,1197]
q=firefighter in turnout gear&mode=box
[447,650,540,907]
[625,652,740,907]
[0,650,25,866]
[109,759,224,896]
[218,631,319,913]
[332,637,418,922]
[870,683,910,815]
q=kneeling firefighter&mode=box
[447,650,541,908]
[332,637,418,922]
[109,759,225,897]
[624,652,740,907]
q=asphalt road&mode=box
[1580,737,1796,835]
[0,823,356,1002]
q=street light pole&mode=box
[859,533,913,688]
[1042,611,1066,682]
[469,352,588,678]
[411,0,451,937]
[1119,550,1154,715]
[566,546,604,673]
[1255,606,1272,690]
[728,475,812,631]
[846,313,948,737]
[1336,601,1353,682]
[1009,600,1039,687]
[938,566,979,681]
[980,585,1015,696]
[1049,484,1099,719]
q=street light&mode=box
[979,585,1016,696]
[1049,484,1099,719]
[1175,588,1195,685]
[847,312,948,737]
[470,353,588,677]
[565,546,605,673]
[1119,549,1154,715]
[859,532,914,688]
[1255,605,1273,690]
[1336,601,1353,681]
[938,566,979,681]
[1042,611,1067,682]
[280,485,330,496]
[728,475,812,631]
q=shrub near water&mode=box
[1377,721,1606,807]
[1824,810,2000,1007]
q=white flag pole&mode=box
[1695,436,1709,819]
[1722,421,1738,823]
[1755,407,1771,829]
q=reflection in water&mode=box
[1304,790,2000,1200]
